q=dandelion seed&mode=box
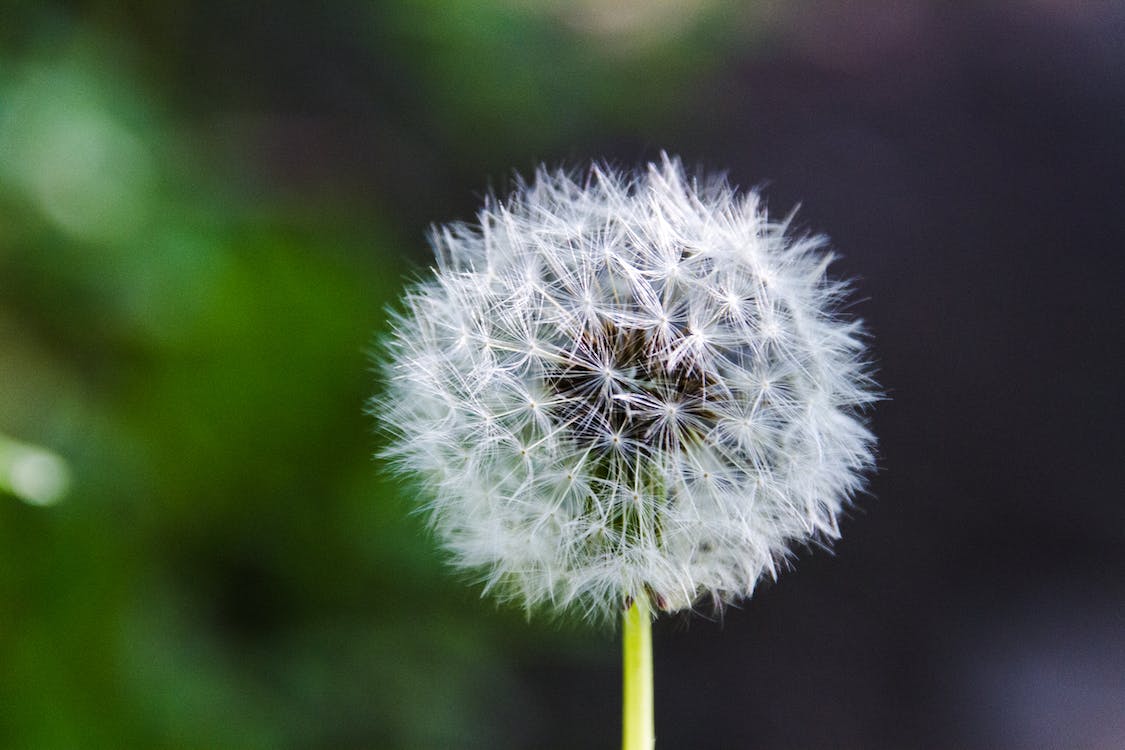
[376,154,877,623]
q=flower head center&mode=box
[546,319,717,458]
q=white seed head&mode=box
[377,155,877,622]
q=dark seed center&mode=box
[545,319,718,451]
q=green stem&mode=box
[622,595,654,750]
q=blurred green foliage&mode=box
[0,2,748,747]
[376,0,739,160]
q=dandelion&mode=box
[376,154,877,748]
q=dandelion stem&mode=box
[622,595,654,750]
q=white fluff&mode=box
[377,155,877,621]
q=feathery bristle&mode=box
[376,154,877,622]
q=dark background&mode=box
[2,2,1123,748]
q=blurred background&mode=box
[2,1,1124,748]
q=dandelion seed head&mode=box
[377,155,877,622]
